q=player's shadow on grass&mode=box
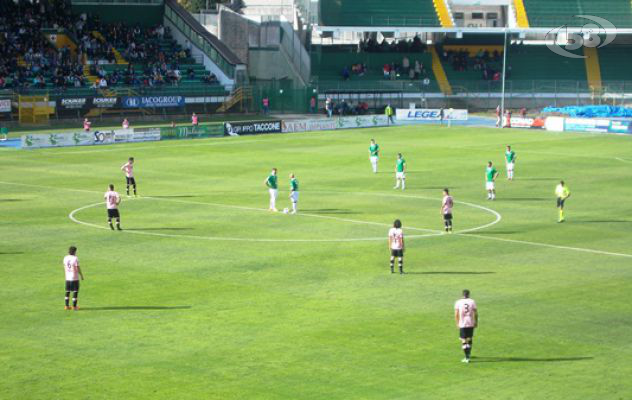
[125,227,191,231]
[81,306,191,311]
[500,197,548,201]
[147,195,197,198]
[518,178,560,181]
[410,271,495,275]
[472,356,592,363]
[0,252,24,255]
[575,220,632,223]
[0,198,23,202]
[304,209,360,215]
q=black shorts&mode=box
[459,327,474,339]
[443,213,453,220]
[391,249,404,257]
[126,177,136,185]
[107,209,120,219]
[557,197,565,208]
[65,280,79,292]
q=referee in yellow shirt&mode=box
[555,180,571,222]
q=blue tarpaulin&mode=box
[542,105,632,118]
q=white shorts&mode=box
[506,162,514,172]
[290,191,299,203]
[269,188,278,199]
[486,181,495,190]
[396,172,405,179]
[370,156,378,164]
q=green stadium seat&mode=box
[523,0,632,28]
[320,0,440,27]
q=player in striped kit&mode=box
[63,246,84,310]
[388,219,405,274]
[441,188,454,233]
[455,289,478,363]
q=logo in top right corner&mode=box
[546,15,617,58]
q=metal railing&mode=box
[164,0,242,80]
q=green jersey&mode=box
[266,174,278,189]
[369,144,379,157]
[505,150,516,163]
[485,166,498,182]
[290,178,298,192]
[396,158,406,172]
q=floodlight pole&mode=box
[500,26,508,127]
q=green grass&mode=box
[1,125,631,399]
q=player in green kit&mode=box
[289,173,299,214]
[505,145,516,180]
[369,139,380,173]
[394,153,406,190]
[485,161,499,200]
[555,180,571,222]
[264,168,278,212]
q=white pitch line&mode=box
[458,232,632,259]
[144,195,439,234]
[615,157,632,164]
[6,180,632,258]
[68,200,426,243]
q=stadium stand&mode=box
[311,45,440,92]
[319,0,440,27]
[522,0,632,27]
[598,46,632,82]
[0,0,226,98]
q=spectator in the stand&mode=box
[192,112,199,126]
[520,107,527,118]
[402,56,410,73]
[342,66,350,81]
[122,118,129,129]
[409,68,415,80]
[99,77,108,88]
[309,96,316,114]
[383,64,390,79]
[83,118,91,132]
[262,97,270,114]
[325,97,333,118]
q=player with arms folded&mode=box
[393,153,406,190]
[441,188,454,233]
[104,184,122,230]
[388,219,405,274]
[505,145,516,181]
[455,289,478,363]
[368,139,380,173]
[63,246,84,310]
[121,157,137,197]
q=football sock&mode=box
[116,220,121,230]
[126,186,130,195]
[72,292,78,307]
[133,185,137,195]
[444,221,450,231]
[109,221,114,230]
[390,257,395,273]
[448,220,453,231]
[559,209,564,220]
[399,259,403,274]
[65,292,70,307]
[401,181,405,190]
[292,203,297,213]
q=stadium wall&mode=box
[71,4,164,26]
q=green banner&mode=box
[160,124,224,139]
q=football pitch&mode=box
[1,125,631,399]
